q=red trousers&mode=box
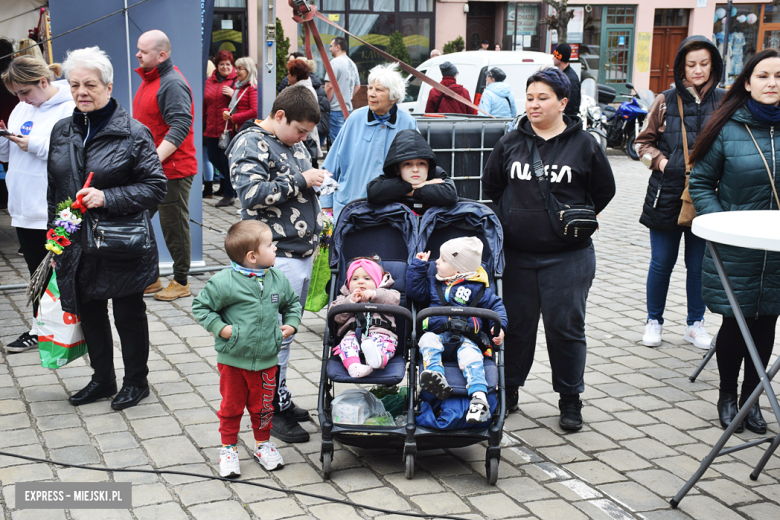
[217,363,276,445]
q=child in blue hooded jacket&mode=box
[406,236,507,423]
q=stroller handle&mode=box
[327,303,413,327]
[416,307,502,339]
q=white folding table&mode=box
[673,210,780,507]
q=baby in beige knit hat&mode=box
[406,237,508,423]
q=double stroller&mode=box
[317,199,506,483]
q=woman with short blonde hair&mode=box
[47,46,167,410]
[0,55,75,354]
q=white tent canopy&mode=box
[0,0,47,46]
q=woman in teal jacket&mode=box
[689,48,780,435]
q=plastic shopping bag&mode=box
[35,272,88,369]
[331,388,388,424]
[305,246,330,312]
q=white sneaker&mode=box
[684,320,712,350]
[219,447,240,478]
[361,338,383,369]
[642,319,663,347]
[466,392,490,424]
[254,441,284,471]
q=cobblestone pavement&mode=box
[1,152,780,520]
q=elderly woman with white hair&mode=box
[47,46,167,410]
[321,62,417,218]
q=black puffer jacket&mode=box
[563,64,581,118]
[639,36,726,231]
[311,74,331,141]
[367,129,458,206]
[47,100,167,313]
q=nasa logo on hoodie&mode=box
[20,121,34,135]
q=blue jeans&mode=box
[329,109,347,143]
[647,227,706,325]
[203,153,215,182]
[419,332,488,396]
[205,137,236,198]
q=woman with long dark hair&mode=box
[635,36,726,350]
[689,48,780,435]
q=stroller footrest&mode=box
[327,355,406,385]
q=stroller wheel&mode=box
[321,451,332,479]
[405,453,415,480]
[486,457,499,485]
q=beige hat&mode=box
[440,237,483,274]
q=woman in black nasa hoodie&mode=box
[483,67,615,432]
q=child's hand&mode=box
[280,325,295,339]
[302,168,326,188]
[416,251,430,262]
[492,328,505,346]
[219,325,233,339]
[356,289,375,302]
[349,290,362,303]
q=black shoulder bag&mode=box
[526,135,599,242]
[72,142,153,260]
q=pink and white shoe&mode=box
[347,363,373,378]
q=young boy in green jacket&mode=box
[193,220,301,478]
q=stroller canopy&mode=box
[415,201,505,276]
[331,201,419,268]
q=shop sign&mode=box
[514,5,538,36]
[567,7,584,43]
[636,32,651,73]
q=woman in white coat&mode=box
[0,56,76,353]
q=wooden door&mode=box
[466,3,496,50]
[650,27,686,93]
[466,18,494,50]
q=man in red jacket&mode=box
[425,62,474,115]
[133,29,198,301]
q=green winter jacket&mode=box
[192,268,301,371]
[689,106,780,318]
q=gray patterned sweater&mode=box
[228,124,323,258]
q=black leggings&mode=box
[16,227,49,317]
[716,315,778,399]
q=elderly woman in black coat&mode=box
[48,46,166,410]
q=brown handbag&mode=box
[677,95,696,227]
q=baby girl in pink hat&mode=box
[329,256,402,378]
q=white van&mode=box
[399,50,581,115]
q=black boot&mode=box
[717,390,743,433]
[559,394,583,431]
[203,181,213,199]
[288,401,311,422]
[743,401,767,434]
[271,408,311,443]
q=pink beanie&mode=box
[346,259,383,289]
